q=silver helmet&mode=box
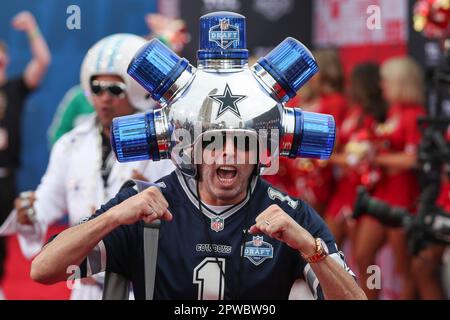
[111,12,335,177]
[80,33,154,111]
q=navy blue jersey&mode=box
[80,170,353,300]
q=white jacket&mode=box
[0,114,175,258]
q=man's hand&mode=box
[108,186,173,226]
[14,191,36,225]
[12,11,37,33]
[249,204,316,257]
[250,205,367,300]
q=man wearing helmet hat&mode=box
[47,14,190,147]
[30,13,365,300]
[0,34,174,300]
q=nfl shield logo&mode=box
[220,19,229,31]
[252,236,263,247]
[210,216,224,232]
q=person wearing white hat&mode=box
[0,33,174,300]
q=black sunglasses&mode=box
[201,132,257,152]
[90,80,126,98]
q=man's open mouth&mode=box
[216,165,238,183]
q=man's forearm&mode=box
[311,257,367,300]
[28,26,51,66]
[30,209,119,284]
[24,24,51,88]
[375,152,417,171]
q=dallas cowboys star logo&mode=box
[209,84,246,120]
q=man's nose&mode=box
[222,137,236,162]
[97,90,113,102]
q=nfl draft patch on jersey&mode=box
[243,236,274,266]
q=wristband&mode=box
[28,27,41,41]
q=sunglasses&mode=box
[90,80,127,98]
[201,132,257,152]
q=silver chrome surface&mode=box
[154,108,171,159]
[198,59,248,70]
[168,67,282,136]
[160,65,196,107]
[280,108,296,156]
[251,63,289,103]
[156,65,284,176]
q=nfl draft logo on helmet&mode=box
[209,18,240,49]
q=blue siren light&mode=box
[127,39,193,105]
[111,112,160,163]
[255,37,319,103]
[293,110,336,160]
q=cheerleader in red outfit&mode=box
[312,49,348,128]
[354,57,426,300]
[292,80,336,214]
[265,83,335,214]
[325,63,387,248]
[264,50,346,215]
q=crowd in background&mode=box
[264,49,449,300]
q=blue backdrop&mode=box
[0,0,156,192]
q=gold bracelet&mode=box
[301,238,329,263]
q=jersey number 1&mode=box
[193,257,225,300]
